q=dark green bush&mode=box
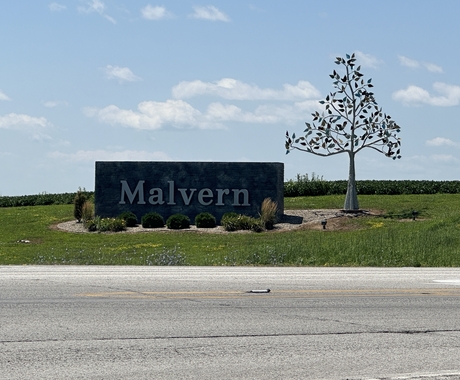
[166,214,190,229]
[195,212,216,228]
[83,219,98,232]
[221,214,263,232]
[118,211,138,227]
[221,212,239,225]
[141,212,164,228]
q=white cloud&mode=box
[398,55,419,69]
[392,82,460,106]
[426,137,459,147]
[32,133,53,142]
[141,5,172,20]
[0,90,10,101]
[84,96,318,131]
[424,62,443,73]
[172,78,320,100]
[431,154,459,163]
[354,51,383,69]
[78,0,104,13]
[189,5,230,22]
[48,2,66,12]
[78,0,115,24]
[53,139,71,147]
[43,100,68,108]
[249,4,264,12]
[137,100,204,127]
[103,65,142,82]
[84,100,212,130]
[206,103,277,123]
[0,113,51,141]
[205,101,318,124]
[0,113,50,129]
[398,55,443,73]
[392,85,432,106]
[48,149,171,162]
[84,78,323,130]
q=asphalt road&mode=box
[1,266,460,380]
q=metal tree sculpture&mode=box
[285,53,401,211]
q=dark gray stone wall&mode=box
[95,161,284,222]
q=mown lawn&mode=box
[1,194,460,266]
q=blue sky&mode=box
[1,1,460,195]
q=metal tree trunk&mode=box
[344,151,359,211]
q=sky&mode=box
[1,1,460,196]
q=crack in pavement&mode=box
[2,328,460,345]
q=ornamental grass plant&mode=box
[81,201,94,223]
[259,198,278,230]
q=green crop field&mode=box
[1,194,460,266]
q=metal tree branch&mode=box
[285,53,401,210]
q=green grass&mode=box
[1,194,460,266]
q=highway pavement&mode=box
[1,266,460,379]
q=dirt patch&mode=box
[277,209,377,232]
[297,216,363,231]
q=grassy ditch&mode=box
[1,194,460,266]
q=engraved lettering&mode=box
[119,180,145,205]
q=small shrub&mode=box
[84,216,126,232]
[73,188,87,223]
[141,212,164,228]
[97,217,126,232]
[221,212,239,225]
[118,211,138,227]
[166,214,191,229]
[221,214,263,232]
[195,212,216,228]
[260,198,278,230]
[81,201,94,223]
[83,218,98,232]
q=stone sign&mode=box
[94,161,284,222]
